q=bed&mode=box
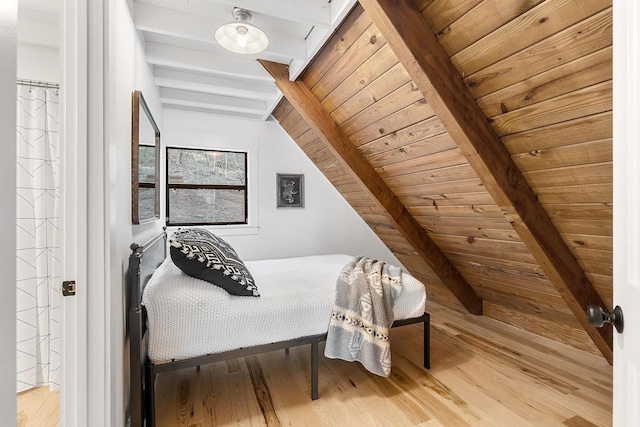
[127,230,430,427]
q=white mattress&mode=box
[142,254,427,363]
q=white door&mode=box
[613,1,640,426]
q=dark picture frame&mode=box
[277,173,304,208]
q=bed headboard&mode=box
[129,230,167,308]
[127,229,167,427]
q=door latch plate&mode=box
[62,280,76,297]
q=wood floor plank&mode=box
[17,387,59,427]
[245,356,282,426]
[564,415,600,427]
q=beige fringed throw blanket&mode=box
[324,256,403,377]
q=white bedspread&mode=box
[142,254,426,363]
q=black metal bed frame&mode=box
[128,230,430,427]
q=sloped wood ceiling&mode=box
[267,0,612,360]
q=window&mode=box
[137,144,157,220]
[166,147,248,226]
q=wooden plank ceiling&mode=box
[265,0,612,361]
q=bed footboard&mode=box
[128,231,167,427]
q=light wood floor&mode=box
[17,386,59,427]
[153,302,613,426]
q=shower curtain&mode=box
[15,83,62,393]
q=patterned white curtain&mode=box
[15,84,62,392]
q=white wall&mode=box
[0,2,18,424]
[17,4,59,82]
[18,44,59,82]
[163,108,401,265]
[106,0,163,424]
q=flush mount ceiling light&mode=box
[215,7,269,55]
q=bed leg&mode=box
[311,341,319,400]
[424,312,431,370]
[285,347,289,355]
[196,365,200,372]
[145,364,157,427]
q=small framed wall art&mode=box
[276,173,304,208]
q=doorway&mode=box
[16,0,62,425]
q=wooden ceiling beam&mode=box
[260,59,483,315]
[358,0,612,362]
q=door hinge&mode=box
[62,280,76,297]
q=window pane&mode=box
[138,187,156,219]
[139,145,156,184]
[168,188,246,224]
[168,148,246,185]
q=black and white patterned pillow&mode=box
[169,228,259,297]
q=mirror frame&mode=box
[131,90,161,224]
